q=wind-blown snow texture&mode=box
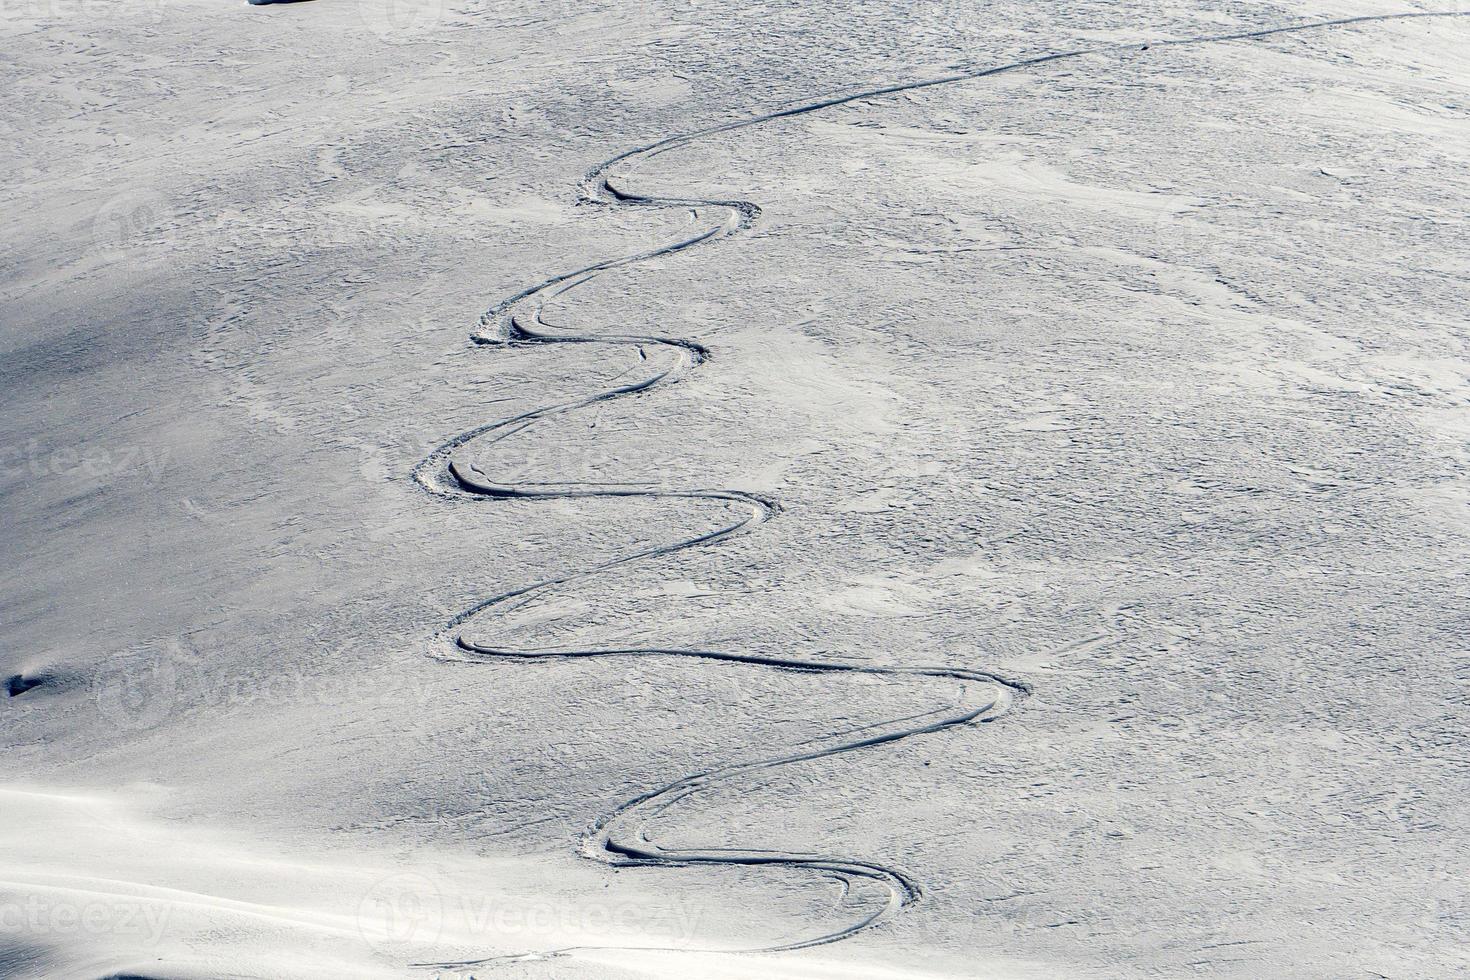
[2,3,1468,979]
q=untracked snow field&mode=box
[2,2,1468,978]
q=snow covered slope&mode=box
[3,2,1467,977]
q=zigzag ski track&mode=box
[409,11,1468,970]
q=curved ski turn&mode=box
[409,11,1468,969]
